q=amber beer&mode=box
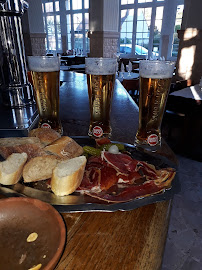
[85,58,117,138]
[27,56,62,134]
[135,60,175,151]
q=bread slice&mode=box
[0,153,28,185]
[51,156,87,196]
[28,128,61,146]
[44,136,83,160]
[0,137,45,160]
[23,155,59,183]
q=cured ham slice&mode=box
[78,152,176,203]
[78,156,119,192]
[102,152,139,174]
[84,168,175,203]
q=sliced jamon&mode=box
[102,152,139,174]
[83,168,176,203]
[78,155,119,191]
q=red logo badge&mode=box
[147,134,158,146]
[93,126,103,137]
[41,123,51,129]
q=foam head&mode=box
[27,56,60,72]
[140,60,175,79]
[85,58,117,75]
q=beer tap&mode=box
[0,0,34,108]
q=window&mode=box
[120,9,134,54]
[119,0,184,59]
[136,8,152,54]
[55,1,59,12]
[67,14,71,50]
[153,6,164,54]
[72,0,82,10]
[172,5,184,57]
[45,2,53,12]
[138,0,152,3]
[47,15,56,50]
[65,0,89,54]
[121,0,134,4]
[42,0,89,54]
[42,1,61,52]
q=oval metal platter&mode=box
[0,136,180,213]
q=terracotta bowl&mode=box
[0,197,66,270]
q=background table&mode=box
[170,84,202,100]
[116,72,139,82]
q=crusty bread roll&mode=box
[44,136,83,160]
[23,155,59,183]
[28,128,61,146]
[0,137,45,160]
[51,156,87,196]
[0,153,28,185]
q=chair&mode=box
[118,58,129,72]
[170,79,189,93]
[162,80,190,142]
[122,78,139,105]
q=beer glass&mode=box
[135,60,175,151]
[27,56,63,134]
[85,58,117,138]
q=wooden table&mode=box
[0,72,176,270]
[56,72,176,269]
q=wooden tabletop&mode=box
[56,201,171,270]
[0,72,176,270]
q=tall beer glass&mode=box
[85,58,117,138]
[27,56,63,134]
[135,60,175,151]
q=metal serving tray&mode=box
[0,137,180,213]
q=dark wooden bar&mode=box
[55,72,176,269]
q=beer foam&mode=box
[85,58,117,75]
[27,56,60,72]
[140,60,175,79]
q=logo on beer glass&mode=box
[41,123,51,129]
[147,134,158,146]
[93,126,103,137]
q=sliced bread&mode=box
[51,156,87,196]
[28,128,61,146]
[23,155,59,182]
[0,137,45,160]
[44,136,83,160]
[0,153,28,185]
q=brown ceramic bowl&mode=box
[0,197,66,270]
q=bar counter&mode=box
[0,72,176,270]
[55,72,176,270]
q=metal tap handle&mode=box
[0,0,35,107]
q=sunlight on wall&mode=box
[178,28,198,80]
[178,45,196,79]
